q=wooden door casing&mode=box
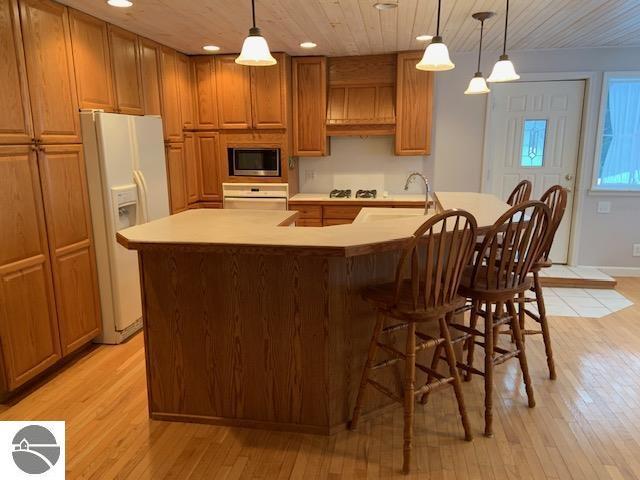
[250,53,288,129]
[19,0,81,144]
[139,37,162,116]
[68,8,115,112]
[193,56,218,130]
[215,55,252,129]
[0,145,61,391]
[292,57,328,156]
[108,25,144,115]
[165,142,188,213]
[0,0,34,145]
[159,46,183,142]
[196,132,220,202]
[37,144,101,356]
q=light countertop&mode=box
[117,192,510,257]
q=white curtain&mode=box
[600,79,640,186]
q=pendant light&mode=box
[465,12,494,95]
[487,0,519,82]
[235,0,276,66]
[416,0,454,71]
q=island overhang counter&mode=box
[117,193,510,434]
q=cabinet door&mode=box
[68,9,115,112]
[193,56,218,129]
[176,53,195,129]
[184,132,199,204]
[38,144,101,356]
[159,46,183,142]
[251,53,288,129]
[395,51,433,155]
[20,0,81,144]
[139,37,162,116]
[215,55,252,129]
[0,0,33,145]
[0,145,61,391]
[292,57,327,156]
[196,132,220,201]
[165,142,188,213]
[109,25,144,115]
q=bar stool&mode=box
[349,210,477,475]
[507,179,533,206]
[517,185,568,380]
[447,201,551,437]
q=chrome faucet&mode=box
[404,172,431,214]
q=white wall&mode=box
[297,46,640,269]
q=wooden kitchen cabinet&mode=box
[0,145,62,392]
[292,56,328,156]
[20,0,81,144]
[159,46,183,142]
[165,142,188,213]
[37,144,101,356]
[215,55,252,129]
[395,51,433,155]
[68,9,115,112]
[0,0,33,145]
[192,56,218,129]
[195,132,221,201]
[250,52,289,129]
[184,132,199,204]
[108,25,144,115]
[139,37,162,116]
[176,53,195,129]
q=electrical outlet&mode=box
[597,201,611,214]
[305,170,316,181]
[633,244,640,257]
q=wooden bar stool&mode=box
[349,210,477,475]
[517,185,568,380]
[507,179,533,206]
[448,201,551,437]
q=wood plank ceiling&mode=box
[57,0,640,56]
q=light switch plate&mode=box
[633,244,640,257]
[597,201,611,214]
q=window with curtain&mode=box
[594,74,640,190]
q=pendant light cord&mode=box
[251,0,256,29]
[436,0,442,36]
[502,0,509,55]
[477,19,484,72]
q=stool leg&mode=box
[441,313,472,442]
[350,312,384,430]
[464,299,480,382]
[518,292,526,344]
[533,271,556,380]
[419,326,444,405]
[508,300,536,408]
[484,301,495,437]
[403,322,417,475]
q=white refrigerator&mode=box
[81,111,170,344]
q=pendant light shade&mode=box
[236,0,276,66]
[416,0,454,71]
[487,0,519,82]
[465,11,494,95]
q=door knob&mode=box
[565,174,573,181]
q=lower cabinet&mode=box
[165,142,188,213]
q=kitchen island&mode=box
[117,193,510,434]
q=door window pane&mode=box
[521,119,547,167]
[597,77,640,190]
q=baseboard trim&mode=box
[592,266,640,278]
[539,277,616,289]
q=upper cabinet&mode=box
[68,9,115,112]
[292,56,328,156]
[139,37,163,116]
[395,51,433,156]
[20,0,81,144]
[192,56,218,129]
[108,25,144,115]
[215,53,289,130]
[159,46,183,142]
[0,0,33,145]
[176,53,195,129]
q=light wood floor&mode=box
[2,278,639,479]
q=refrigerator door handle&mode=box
[133,169,149,224]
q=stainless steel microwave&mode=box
[227,148,281,177]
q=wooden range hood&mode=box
[326,54,396,136]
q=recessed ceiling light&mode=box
[107,0,133,7]
[416,34,433,42]
[374,2,398,10]
[300,42,317,49]
[202,45,220,52]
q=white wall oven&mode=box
[222,183,289,210]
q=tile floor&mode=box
[526,286,633,318]
[538,264,615,281]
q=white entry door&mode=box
[484,80,585,264]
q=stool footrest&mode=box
[522,329,543,336]
[371,357,400,370]
[382,322,409,334]
[493,349,520,366]
[367,379,402,403]
[449,323,482,337]
[456,362,484,377]
[415,377,454,396]
[524,309,541,322]
[415,362,446,380]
